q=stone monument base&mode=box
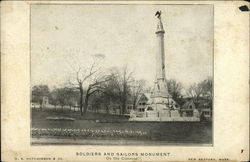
[129,109,200,122]
[129,116,200,122]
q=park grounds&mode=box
[31,108,212,145]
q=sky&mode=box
[31,4,213,89]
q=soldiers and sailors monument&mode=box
[130,11,199,122]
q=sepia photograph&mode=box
[30,4,213,145]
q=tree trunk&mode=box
[40,101,42,110]
[83,86,92,114]
[95,105,98,114]
[79,87,83,116]
[105,105,109,114]
[119,105,122,115]
[122,83,127,115]
[133,101,136,111]
[84,94,89,114]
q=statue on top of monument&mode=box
[155,10,162,19]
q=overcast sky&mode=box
[31,4,213,89]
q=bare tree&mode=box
[130,79,146,110]
[187,83,203,99]
[108,66,134,115]
[187,77,212,100]
[63,87,78,111]
[66,50,108,115]
[91,91,111,114]
[55,87,68,111]
[200,77,212,99]
[49,88,59,109]
[83,74,111,114]
[32,85,50,109]
[167,79,183,100]
[69,63,100,115]
[90,73,121,114]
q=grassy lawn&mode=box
[31,108,212,144]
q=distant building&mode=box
[134,93,151,117]
[194,99,212,121]
[176,97,212,120]
[180,99,196,117]
[125,104,134,114]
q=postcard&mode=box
[1,1,249,161]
